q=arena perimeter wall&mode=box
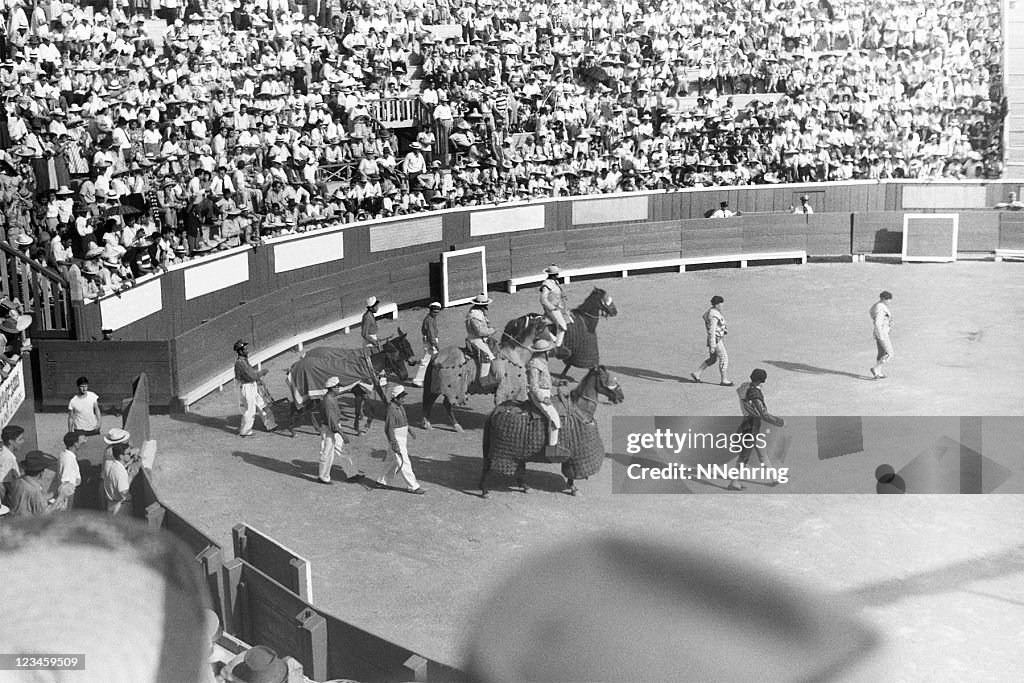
[34,180,1024,409]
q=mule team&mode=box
[235,265,623,496]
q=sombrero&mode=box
[0,315,32,334]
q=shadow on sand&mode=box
[763,360,872,381]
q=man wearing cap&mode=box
[317,376,358,485]
[792,194,814,214]
[413,303,442,388]
[373,385,425,494]
[527,339,566,459]
[234,340,268,437]
[465,294,498,385]
[691,295,733,386]
[870,291,894,379]
[727,368,786,491]
[540,265,569,347]
[102,428,139,517]
[362,296,381,349]
[7,451,54,517]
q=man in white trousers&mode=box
[374,385,426,494]
[234,339,268,437]
[318,376,359,485]
[412,302,442,387]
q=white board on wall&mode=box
[470,205,546,236]
[100,279,163,331]
[572,195,649,225]
[274,232,345,273]
[369,216,443,252]
[184,252,250,300]
[901,185,988,209]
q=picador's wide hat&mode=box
[530,339,556,354]
[471,294,492,305]
[544,264,560,275]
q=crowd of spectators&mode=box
[0,0,1005,300]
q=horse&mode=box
[479,365,624,498]
[420,313,555,432]
[556,288,617,379]
[285,330,416,436]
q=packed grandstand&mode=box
[0,0,1004,297]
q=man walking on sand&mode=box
[691,295,733,386]
[726,368,786,491]
[318,376,359,485]
[373,385,426,494]
[870,291,894,379]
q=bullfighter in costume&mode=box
[728,368,785,490]
[691,295,733,386]
[869,291,894,379]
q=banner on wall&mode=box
[0,359,26,429]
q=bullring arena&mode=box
[21,180,1024,681]
[2,0,1024,679]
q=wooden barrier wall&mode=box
[129,471,459,681]
[34,340,175,410]
[33,181,1024,408]
[223,558,461,682]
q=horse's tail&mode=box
[482,414,492,461]
[422,361,435,407]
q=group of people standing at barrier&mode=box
[0,388,143,519]
[0,0,1006,310]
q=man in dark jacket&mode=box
[728,368,785,491]
[412,302,442,387]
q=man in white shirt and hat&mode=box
[372,385,425,494]
[317,376,358,485]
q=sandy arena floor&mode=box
[37,262,1024,679]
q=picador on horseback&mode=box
[526,339,569,461]
[540,264,570,348]
[465,294,499,388]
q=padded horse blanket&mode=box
[563,310,600,368]
[485,390,605,480]
[287,347,379,407]
[428,345,528,406]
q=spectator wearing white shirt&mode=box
[67,377,102,437]
[52,432,85,512]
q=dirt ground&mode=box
[36,262,1024,679]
